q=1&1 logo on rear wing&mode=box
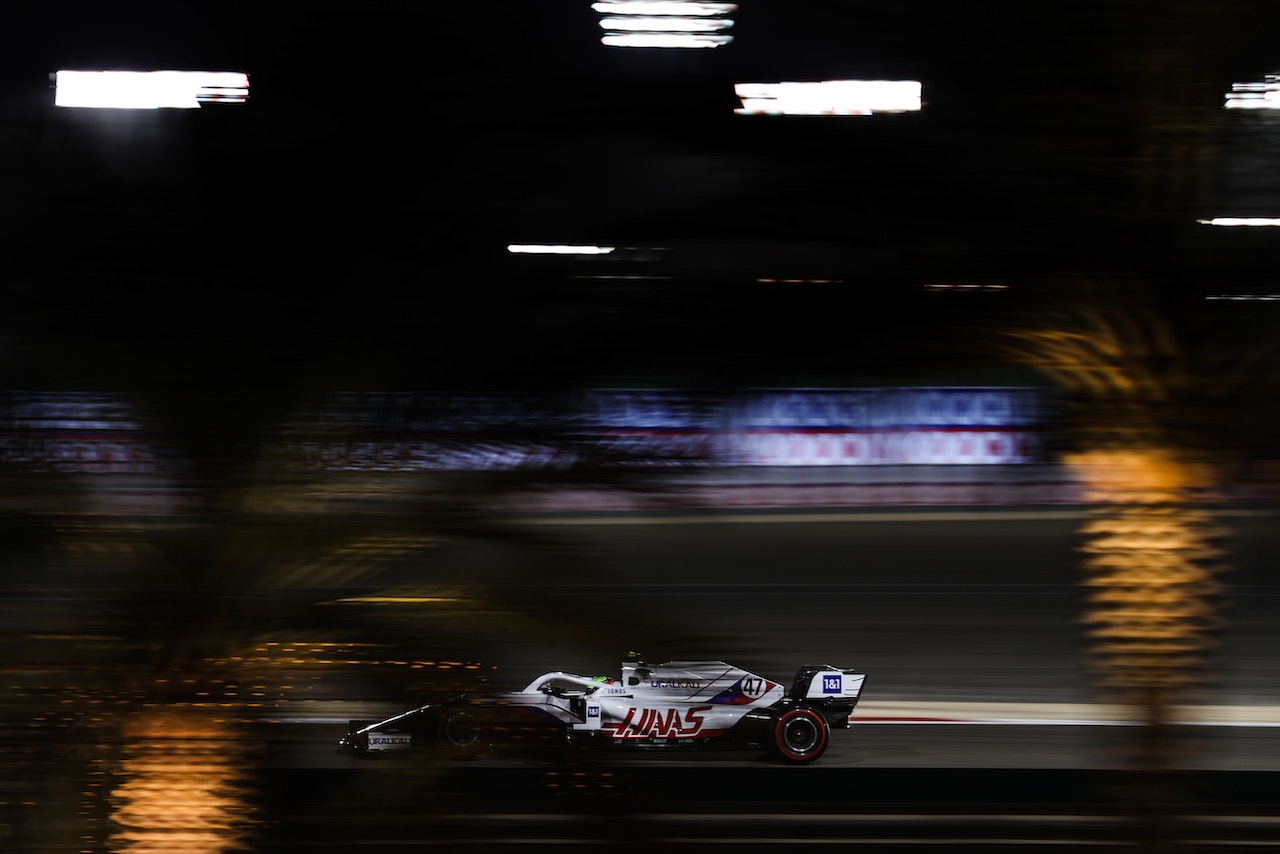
[794,666,865,700]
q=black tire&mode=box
[438,707,487,758]
[769,706,829,763]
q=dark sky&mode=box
[3,2,1280,397]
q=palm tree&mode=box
[997,287,1257,849]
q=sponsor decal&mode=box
[822,675,842,694]
[709,675,777,705]
[587,705,600,718]
[368,734,413,750]
[650,680,702,690]
[607,705,715,739]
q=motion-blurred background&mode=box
[5,2,1280,851]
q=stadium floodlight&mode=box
[1196,217,1280,226]
[602,33,732,47]
[55,70,249,109]
[600,15,732,31]
[1225,75,1280,109]
[592,1,737,15]
[507,244,617,254]
[735,80,922,116]
[593,0,736,48]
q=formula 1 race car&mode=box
[339,657,865,763]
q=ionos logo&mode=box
[822,675,842,694]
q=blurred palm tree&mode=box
[996,283,1278,848]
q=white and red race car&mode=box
[340,657,865,763]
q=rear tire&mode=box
[769,706,829,763]
[438,707,486,758]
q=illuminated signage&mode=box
[720,388,1044,466]
[275,387,1050,471]
[735,80,921,116]
[726,388,1043,430]
[54,70,248,109]
[725,430,1040,466]
[0,392,172,473]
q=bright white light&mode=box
[55,70,249,109]
[1206,294,1280,300]
[1226,75,1280,109]
[507,244,616,254]
[1197,217,1280,226]
[595,0,735,48]
[735,80,922,116]
[600,15,732,31]
[603,33,732,47]
[592,1,737,15]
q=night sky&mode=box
[3,2,1280,400]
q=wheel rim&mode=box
[443,712,481,748]
[781,714,821,755]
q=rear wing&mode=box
[790,665,865,702]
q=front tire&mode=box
[769,706,829,763]
[438,707,486,758]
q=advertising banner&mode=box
[0,392,172,474]
[272,387,1053,472]
[720,388,1046,466]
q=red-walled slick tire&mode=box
[770,706,829,763]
